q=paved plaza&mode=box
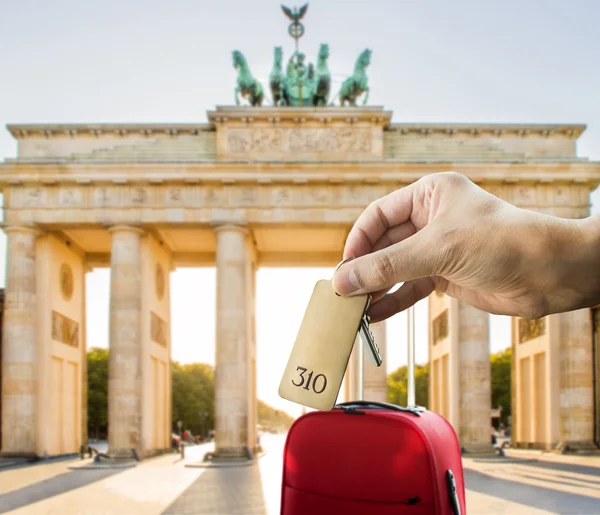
[0,434,599,514]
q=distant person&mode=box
[333,172,600,320]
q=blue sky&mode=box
[1,0,598,416]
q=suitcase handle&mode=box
[334,401,425,417]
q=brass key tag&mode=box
[278,279,369,411]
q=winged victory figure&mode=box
[281,3,309,23]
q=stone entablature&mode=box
[5,106,588,163]
[0,161,597,185]
[6,125,216,162]
[384,124,585,161]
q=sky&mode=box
[1,0,599,418]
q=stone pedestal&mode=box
[1,226,40,456]
[107,225,144,458]
[211,224,254,460]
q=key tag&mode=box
[278,258,381,411]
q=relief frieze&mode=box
[432,309,449,346]
[93,187,115,207]
[8,184,378,211]
[272,187,293,205]
[23,187,47,207]
[233,186,258,205]
[513,186,536,206]
[166,187,183,205]
[553,186,570,205]
[518,317,546,344]
[58,188,82,207]
[308,187,332,205]
[227,128,283,153]
[226,127,373,155]
[131,187,149,205]
[150,311,168,348]
[203,186,224,206]
[51,310,79,348]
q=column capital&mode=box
[1,224,43,237]
[212,223,249,235]
[107,224,145,236]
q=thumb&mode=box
[332,226,441,296]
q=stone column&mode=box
[81,266,90,449]
[212,224,252,460]
[364,321,388,402]
[107,225,144,458]
[246,256,258,454]
[1,226,41,456]
[457,301,493,453]
[595,308,600,447]
[557,309,595,449]
[344,336,360,401]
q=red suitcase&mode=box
[280,307,466,514]
[280,401,465,514]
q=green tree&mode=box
[171,361,215,437]
[87,347,109,440]
[385,349,512,427]
[387,364,429,408]
[86,350,296,440]
[491,348,512,426]
[258,400,295,430]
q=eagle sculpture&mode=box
[281,3,309,23]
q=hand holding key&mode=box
[333,172,600,321]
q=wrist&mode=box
[579,215,600,307]
[522,212,600,315]
[556,215,600,311]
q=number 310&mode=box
[292,366,327,394]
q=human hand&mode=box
[332,172,600,322]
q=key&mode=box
[278,279,370,411]
[360,313,383,367]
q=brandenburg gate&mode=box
[1,106,599,459]
[1,9,600,458]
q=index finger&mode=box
[344,183,416,259]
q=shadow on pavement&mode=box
[163,462,267,515]
[515,458,600,478]
[464,468,600,514]
[0,467,125,514]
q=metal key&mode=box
[336,258,383,368]
[359,311,383,367]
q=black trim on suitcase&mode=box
[446,470,461,515]
[334,401,425,417]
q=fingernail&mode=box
[334,266,361,295]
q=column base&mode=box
[460,443,496,456]
[106,447,142,461]
[203,446,254,462]
[198,445,265,466]
[0,451,38,459]
[553,441,600,455]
